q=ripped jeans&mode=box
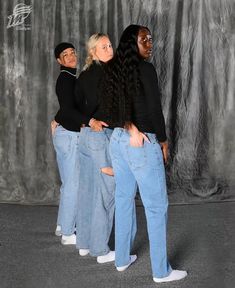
[76,127,115,256]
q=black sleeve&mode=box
[140,62,167,142]
[74,75,90,125]
[55,75,89,126]
[74,66,102,123]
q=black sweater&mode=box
[95,60,167,142]
[134,60,167,142]
[74,61,104,120]
[54,66,89,131]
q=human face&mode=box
[92,36,113,63]
[137,28,153,59]
[57,48,77,68]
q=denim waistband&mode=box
[112,128,158,143]
[80,127,113,136]
[56,125,80,135]
[80,127,113,132]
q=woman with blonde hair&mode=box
[74,33,117,264]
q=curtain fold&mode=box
[0,0,234,204]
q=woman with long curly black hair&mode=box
[97,24,187,283]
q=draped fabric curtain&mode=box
[0,0,234,204]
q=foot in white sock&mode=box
[61,234,76,245]
[116,255,137,272]
[97,251,115,264]
[79,249,90,256]
[55,225,62,236]
[153,270,187,283]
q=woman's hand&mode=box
[160,141,168,164]
[128,123,150,147]
[51,120,59,135]
[130,132,150,147]
[89,118,109,131]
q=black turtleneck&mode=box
[54,66,89,131]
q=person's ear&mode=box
[57,58,62,65]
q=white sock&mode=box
[55,226,76,237]
[61,234,76,245]
[153,270,187,283]
[116,255,137,272]
[97,251,115,264]
[79,249,90,256]
[55,225,62,236]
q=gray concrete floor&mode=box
[0,202,234,288]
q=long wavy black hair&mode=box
[99,24,150,127]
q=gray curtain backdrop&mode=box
[0,0,234,204]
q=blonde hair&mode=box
[83,33,108,70]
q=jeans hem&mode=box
[152,267,173,278]
[89,249,110,257]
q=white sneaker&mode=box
[61,234,76,245]
[79,249,90,256]
[153,270,187,283]
[116,255,137,272]
[97,251,115,264]
[55,225,62,236]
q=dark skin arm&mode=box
[160,141,168,164]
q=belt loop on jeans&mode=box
[116,127,124,137]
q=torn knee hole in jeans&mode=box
[101,167,114,176]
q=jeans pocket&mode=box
[87,131,106,151]
[126,144,147,170]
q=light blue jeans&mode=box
[52,125,80,235]
[109,128,172,278]
[76,127,115,256]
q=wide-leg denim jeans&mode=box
[52,125,80,236]
[76,127,115,256]
[109,128,172,278]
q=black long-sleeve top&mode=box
[95,60,167,142]
[54,66,89,131]
[74,61,104,121]
[133,60,167,142]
